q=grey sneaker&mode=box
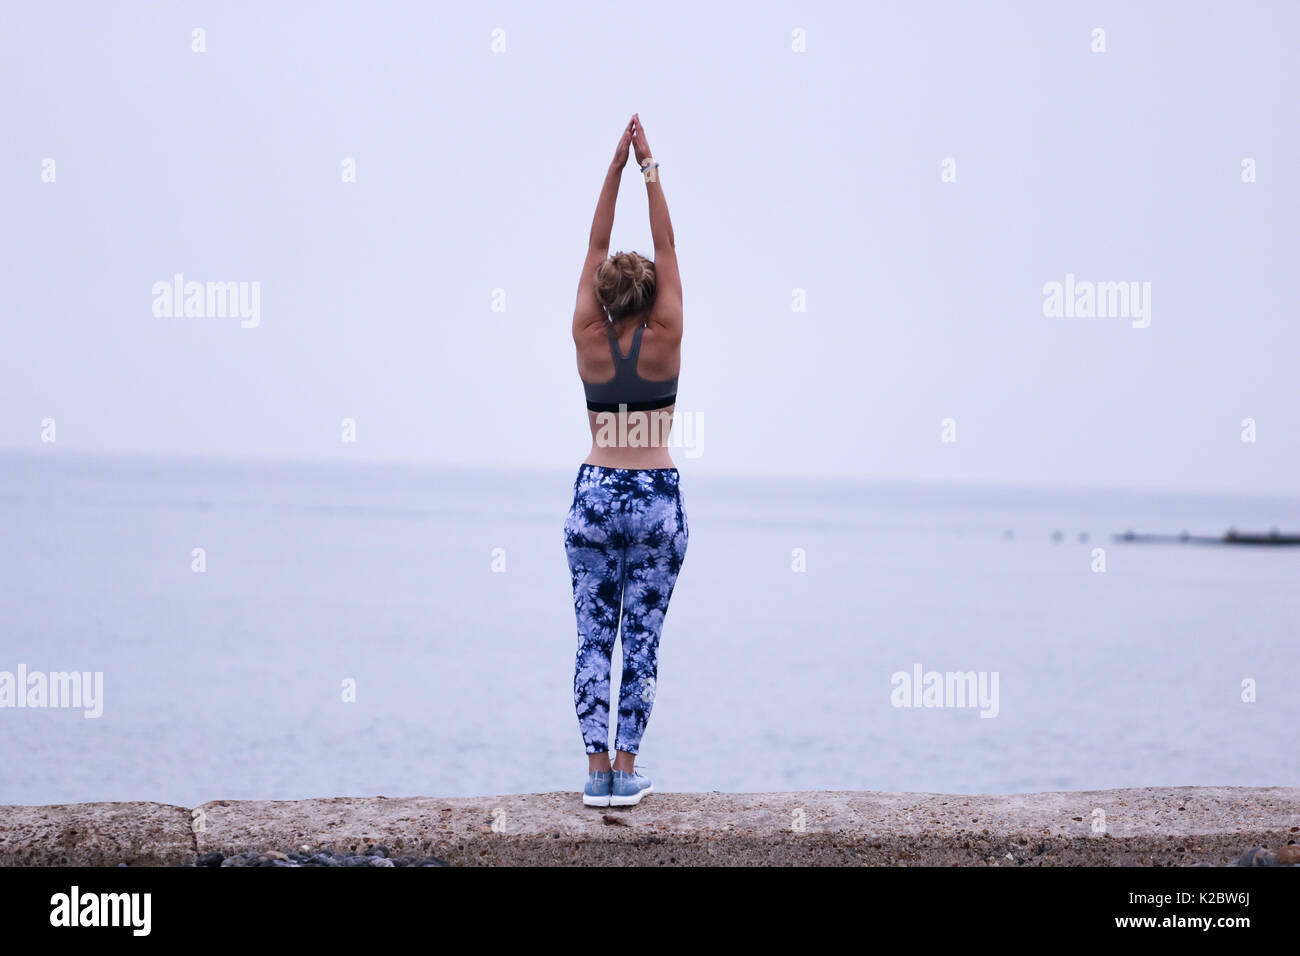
[582,770,613,807]
[610,768,653,807]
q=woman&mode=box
[565,114,687,808]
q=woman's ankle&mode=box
[612,751,637,774]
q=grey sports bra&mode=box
[583,322,678,413]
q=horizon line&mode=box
[2,445,1297,504]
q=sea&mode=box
[2,451,1296,807]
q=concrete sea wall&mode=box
[2,787,1297,866]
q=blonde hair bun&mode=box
[594,251,657,320]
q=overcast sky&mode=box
[2,1,1296,494]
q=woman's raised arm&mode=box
[573,118,634,341]
[631,114,681,341]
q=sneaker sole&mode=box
[609,784,654,807]
[582,793,611,807]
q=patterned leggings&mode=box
[564,465,688,755]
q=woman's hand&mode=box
[611,116,633,170]
[631,113,651,166]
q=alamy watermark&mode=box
[1042,273,1150,328]
[0,665,103,718]
[152,274,260,328]
[593,406,703,458]
[50,886,150,936]
[890,663,999,718]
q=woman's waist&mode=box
[573,461,683,498]
[576,461,680,478]
[581,444,677,471]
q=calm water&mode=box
[2,451,1297,807]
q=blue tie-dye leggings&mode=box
[564,465,688,755]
